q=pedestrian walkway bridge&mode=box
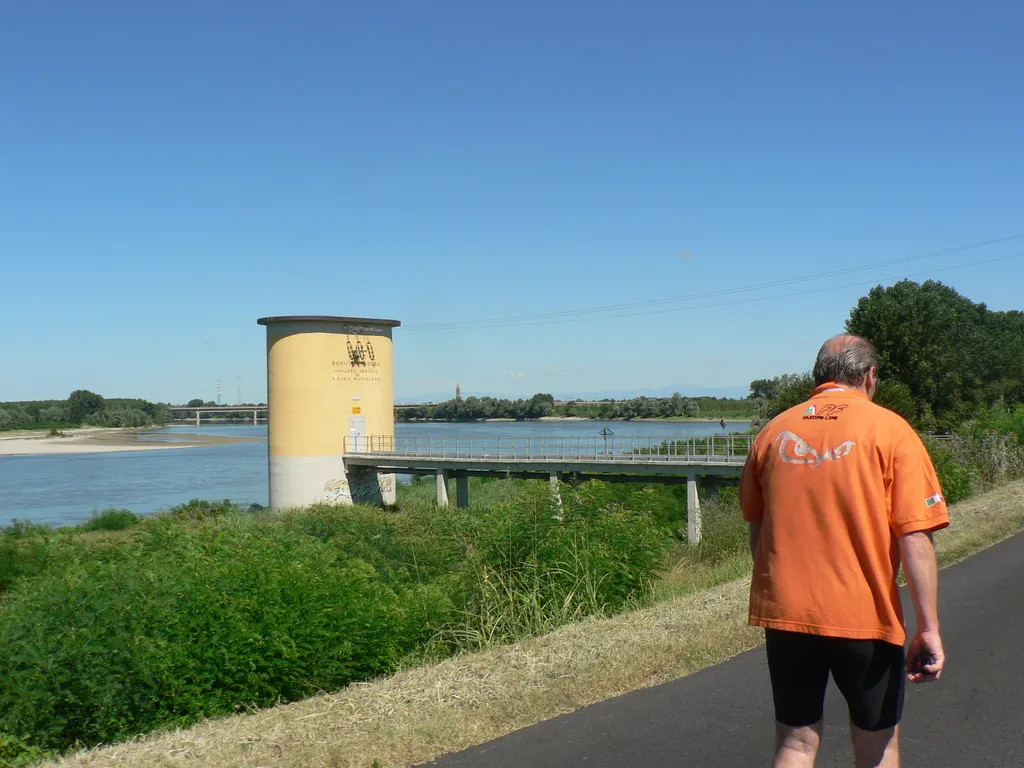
[342,434,752,543]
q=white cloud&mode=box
[541,362,566,376]
[506,371,525,381]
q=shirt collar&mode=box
[811,382,869,401]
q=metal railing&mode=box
[343,435,752,464]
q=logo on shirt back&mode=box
[925,493,945,507]
[802,404,847,421]
[776,430,857,468]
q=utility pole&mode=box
[216,379,222,405]
[236,375,242,405]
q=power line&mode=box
[406,234,1024,331]
[405,250,1024,331]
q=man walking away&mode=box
[740,335,948,767]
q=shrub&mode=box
[923,438,975,504]
[967,403,1024,447]
[0,523,52,594]
[0,518,448,752]
[0,731,53,767]
[168,498,241,521]
[0,484,673,755]
[77,508,139,532]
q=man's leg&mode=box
[765,630,830,768]
[774,720,823,768]
[828,638,905,768]
[850,724,899,767]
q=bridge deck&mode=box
[342,434,750,478]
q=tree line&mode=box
[751,280,1024,432]
[396,393,753,422]
[0,390,170,431]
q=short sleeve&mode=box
[890,429,951,536]
[739,439,765,523]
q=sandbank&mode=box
[0,428,262,458]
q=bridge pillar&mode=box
[195,411,200,427]
[687,473,702,545]
[456,473,470,508]
[253,409,258,425]
[436,470,450,507]
[549,471,563,514]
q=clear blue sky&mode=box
[2,1,1021,404]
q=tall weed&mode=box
[437,484,663,652]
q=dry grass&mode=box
[43,480,1024,768]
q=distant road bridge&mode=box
[167,405,268,426]
[342,434,752,543]
[168,404,441,425]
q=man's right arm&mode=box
[899,529,945,682]
[739,436,764,559]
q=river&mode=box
[0,420,749,527]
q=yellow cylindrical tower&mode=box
[257,315,400,509]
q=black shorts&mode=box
[765,629,905,731]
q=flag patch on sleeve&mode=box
[925,493,945,507]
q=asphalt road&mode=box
[424,532,1024,767]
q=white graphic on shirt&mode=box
[776,430,857,468]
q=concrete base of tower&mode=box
[269,455,396,509]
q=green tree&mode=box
[748,378,779,401]
[873,380,918,426]
[187,398,204,408]
[68,390,105,423]
[846,280,997,430]
[757,373,815,423]
[38,405,70,423]
[526,394,554,419]
[669,392,684,416]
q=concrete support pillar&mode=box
[436,470,450,507]
[456,473,470,508]
[346,466,386,506]
[195,411,201,427]
[253,409,258,425]
[550,471,563,516]
[687,473,702,545]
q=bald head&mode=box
[813,335,879,388]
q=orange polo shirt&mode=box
[740,383,949,646]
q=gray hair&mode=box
[813,335,878,387]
